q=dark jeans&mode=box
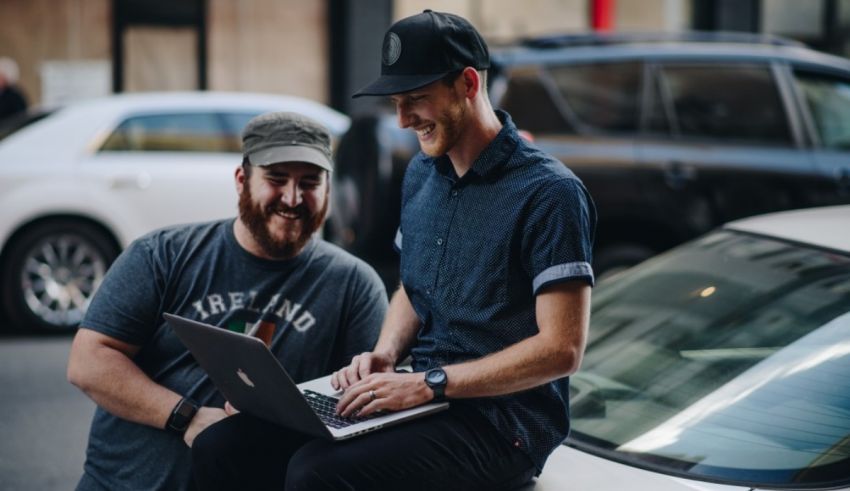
[191,404,535,491]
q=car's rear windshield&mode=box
[569,230,850,488]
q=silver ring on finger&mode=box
[369,390,377,401]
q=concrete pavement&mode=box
[0,334,94,491]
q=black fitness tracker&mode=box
[166,397,199,435]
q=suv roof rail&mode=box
[519,31,805,49]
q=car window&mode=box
[646,67,672,135]
[548,61,642,133]
[496,66,575,134]
[654,64,791,145]
[220,111,264,138]
[570,231,850,487]
[794,70,850,150]
[99,112,239,152]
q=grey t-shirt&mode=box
[76,220,387,491]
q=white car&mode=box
[0,92,349,333]
[529,205,850,490]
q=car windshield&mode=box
[569,230,850,488]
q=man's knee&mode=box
[190,419,229,470]
[284,448,331,491]
[191,414,250,470]
[284,441,363,491]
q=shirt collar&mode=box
[433,110,519,181]
[469,110,519,178]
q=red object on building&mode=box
[591,0,615,31]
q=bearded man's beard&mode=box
[420,90,467,157]
[238,184,328,259]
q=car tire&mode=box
[593,243,656,282]
[1,219,119,334]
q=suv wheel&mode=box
[1,220,119,333]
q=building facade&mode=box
[1,0,849,113]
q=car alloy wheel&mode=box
[2,220,119,333]
[21,233,108,327]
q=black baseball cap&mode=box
[353,10,490,98]
[242,112,333,172]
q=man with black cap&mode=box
[67,112,387,491]
[191,9,596,491]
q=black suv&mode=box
[330,32,850,287]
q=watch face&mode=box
[176,402,196,418]
[427,369,446,385]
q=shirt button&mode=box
[426,289,432,296]
[451,190,458,197]
[436,238,443,246]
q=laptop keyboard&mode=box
[303,390,370,429]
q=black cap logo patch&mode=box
[383,32,402,66]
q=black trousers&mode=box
[191,404,536,491]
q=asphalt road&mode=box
[0,332,94,491]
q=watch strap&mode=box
[166,397,199,435]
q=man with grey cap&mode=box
[67,112,387,491]
[191,9,595,491]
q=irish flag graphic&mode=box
[227,319,276,347]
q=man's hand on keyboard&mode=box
[330,351,395,391]
[336,371,432,418]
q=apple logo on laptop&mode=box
[236,368,255,388]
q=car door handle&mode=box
[108,172,151,190]
[663,161,697,190]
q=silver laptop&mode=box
[164,313,449,441]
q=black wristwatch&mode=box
[424,367,448,401]
[166,397,199,435]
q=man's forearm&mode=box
[443,282,590,399]
[442,332,580,399]
[373,285,421,364]
[68,330,182,429]
[336,283,590,417]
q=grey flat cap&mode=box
[242,112,333,172]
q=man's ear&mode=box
[460,67,480,99]
[235,165,246,194]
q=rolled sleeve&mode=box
[532,261,594,294]
[522,177,596,293]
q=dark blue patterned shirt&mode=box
[395,110,596,473]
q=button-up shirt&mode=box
[395,110,596,472]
